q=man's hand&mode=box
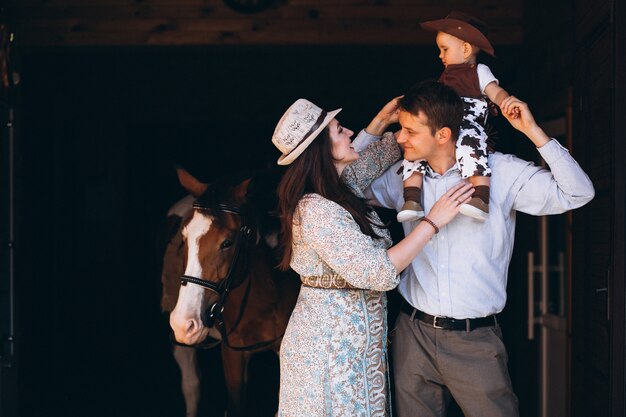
[501,96,550,148]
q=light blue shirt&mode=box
[353,131,595,318]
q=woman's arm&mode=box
[351,96,402,152]
[341,97,404,192]
[300,183,473,290]
[341,133,401,193]
[364,96,402,136]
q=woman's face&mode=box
[327,118,357,173]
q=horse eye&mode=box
[220,239,233,250]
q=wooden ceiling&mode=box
[6,0,524,47]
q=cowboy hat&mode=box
[272,98,341,166]
[421,11,495,57]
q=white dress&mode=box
[278,133,401,417]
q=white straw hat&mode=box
[272,98,341,165]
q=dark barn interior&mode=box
[0,1,624,417]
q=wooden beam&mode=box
[7,0,524,46]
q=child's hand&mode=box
[501,96,538,134]
[500,100,521,119]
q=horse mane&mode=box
[245,170,282,236]
[194,170,280,234]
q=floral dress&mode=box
[278,133,401,417]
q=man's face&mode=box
[396,110,438,162]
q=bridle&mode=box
[180,202,253,329]
[172,201,282,351]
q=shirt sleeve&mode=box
[351,129,380,153]
[364,160,404,210]
[298,196,399,291]
[509,139,595,214]
[477,63,499,95]
[341,132,401,194]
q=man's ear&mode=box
[437,127,453,144]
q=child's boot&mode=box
[397,200,425,222]
[459,185,489,221]
[397,186,424,222]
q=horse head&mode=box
[169,168,275,346]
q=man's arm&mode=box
[501,97,595,214]
[500,96,550,147]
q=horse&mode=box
[166,167,300,417]
[160,191,219,417]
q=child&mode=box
[397,11,518,222]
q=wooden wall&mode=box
[506,3,575,416]
[6,0,523,46]
[571,0,625,416]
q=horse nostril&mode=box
[185,319,199,336]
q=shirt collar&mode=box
[424,163,460,178]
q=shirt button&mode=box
[440,235,445,241]
[442,291,447,296]
[440,264,446,268]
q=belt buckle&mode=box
[432,315,444,329]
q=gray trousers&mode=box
[391,311,519,417]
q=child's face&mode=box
[436,31,468,67]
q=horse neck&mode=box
[224,242,275,301]
[220,239,300,345]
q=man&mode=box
[360,81,594,416]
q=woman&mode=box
[272,97,472,417]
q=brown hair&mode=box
[276,128,385,270]
[399,80,464,139]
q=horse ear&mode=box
[232,178,253,205]
[176,167,208,197]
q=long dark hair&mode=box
[277,127,385,270]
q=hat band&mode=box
[284,110,328,157]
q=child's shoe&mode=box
[397,200,425,223]
[459,197,489,221]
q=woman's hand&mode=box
[377,95,403,125]
[387,182,473,273]
[365,95,403,136]
[424,182,474,228]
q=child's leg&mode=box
[403,171,424,202]
[398,160,426,222]
[467,175,490,204]
[456,117,491,221]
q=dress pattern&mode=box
[278,133,401,417]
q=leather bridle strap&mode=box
[180,275,220,293]
[174,200,284,351]
[179,203,253,327]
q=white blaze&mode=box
[182,211,213,279]
[171,211,215,342]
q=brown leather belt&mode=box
[300,275,356,289]
[401,302,498,331]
